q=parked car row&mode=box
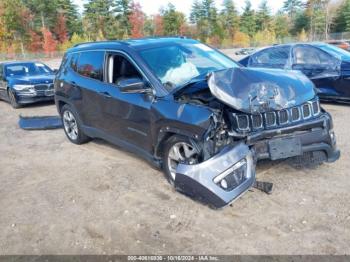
[0,38,341,208]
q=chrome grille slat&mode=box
[236,115,250,131]
[302,103,312,119]
[251,114,263,129]
[265,112,277,127]
[291,107,301,122]
[278,109,289,124]
[234,99,320,132]
[312,100,320,115]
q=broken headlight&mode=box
[213,159,247,191]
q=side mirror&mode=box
[118,78,152,94]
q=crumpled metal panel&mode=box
[208,67,316,114]
[19,115,62,130]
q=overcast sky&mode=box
[73,0,287,16]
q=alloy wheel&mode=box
[63,110,78,141]
[167,142,199,181]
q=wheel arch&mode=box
[154,127,203,159]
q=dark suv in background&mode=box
[55,38,340,208]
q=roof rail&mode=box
[72,36,189,48]
[73,40,127,48]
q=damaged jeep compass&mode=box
[55,38,340,208]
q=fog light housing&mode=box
[214,159,247,191]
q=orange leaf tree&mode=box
[128,1,145,38]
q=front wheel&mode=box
[8,89,21,109]
[61,104,90,145]
[162,135,201,186]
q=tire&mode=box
[61,104,90,145]
[162,135,201,186]
[8,89,21,109]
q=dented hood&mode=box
[208,67,316,114]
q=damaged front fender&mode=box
[175,143,256,208]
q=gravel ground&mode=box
[0,55,349,255]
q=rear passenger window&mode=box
[76,51,105,81]
[293,46,333,65]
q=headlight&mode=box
[12,84,35,91]
[214,159,247,191]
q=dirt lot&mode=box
[0,57,350,255]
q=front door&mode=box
[98,52,154,152]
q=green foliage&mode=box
[256,0,271,31]
[114,0,131,38]
[83,0,115,39]
[240,0,256,37]
[283,0,304,20]
[252,29,276,46]
[333,0,350,32]
[274,14,289,40]
[220,0,239,40]
[162,3,185,36]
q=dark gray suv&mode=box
[55,38,340,208]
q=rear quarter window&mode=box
[76,51,105,81]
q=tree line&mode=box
[1,0,350,55]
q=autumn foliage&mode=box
[54,14,69,44]
[128,2,145,39]
[41,27,58,56]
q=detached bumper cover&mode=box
[175,143,256,208]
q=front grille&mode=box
[278,110,289,124]
[236,115,249,130]
[34,84,53,91]
[312,100,320,115]
[265,112,276,127]
[291,107,301,121]
[34,84,50,91]
[302,104,311,119]
[252,114,263,129]
[233,99,321,133]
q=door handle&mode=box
[99,91,112,98]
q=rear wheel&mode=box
[162,135,201,185]
[8,89,21,109]
[61,104,90,145]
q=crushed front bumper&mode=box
[249,113,340,163]
[175,143,256,208]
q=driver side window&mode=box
[106,53,143,86]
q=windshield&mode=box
[5,62,53,77]
[316,44,350,59]
[139,43,238,90]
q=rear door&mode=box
[292,45,340,98]
[72,50,108,128]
